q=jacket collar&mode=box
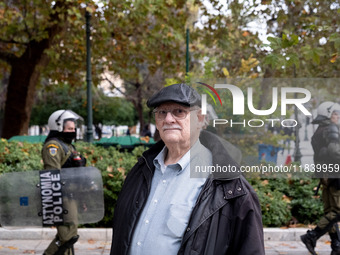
[199,130,241,180]
[142,140,165,173]
[142,130,241,181]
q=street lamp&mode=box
[304,116,309,141]
[293,93,302,163]
[85,10,93,142]
[303,102,311,141]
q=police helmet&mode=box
[48,110,83,132]
[312,101,340,123]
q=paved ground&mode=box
[0,239,111,255]
[265,240,332,255]
[0,239,334,255]
[0,239,333,255]
[0,227,335,255]
[0,228,112,255]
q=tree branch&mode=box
[0,38,28,45]
[102,75,134,99]
[22,0,33,40]
[125,79,138,87]
[0,50,18,63]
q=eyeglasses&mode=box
[153,108,197,120]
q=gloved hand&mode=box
[72,151,87,167]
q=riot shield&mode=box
[0,167,104,228]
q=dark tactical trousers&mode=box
[44,198,78,255]
[318,184,340,233]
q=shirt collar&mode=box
[153,139,204,175]
[153,146,168,173]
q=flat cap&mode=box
[147,83,201,108]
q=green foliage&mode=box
[0,0,197,137]
[195,0,340,78]
[165,78,181,86]
[284,178,323,224]
[253,181,292,227]
[0,138,43,173]
[30,84,86,126]
[30,83,138,127]
[227,132,323,226]
[264,33,303,69]
[330,33,340,51]
[194,1,262,79]
[250,177,323,226]
[2,0,340,139]
[259,0,340,77]
[0,138,324,227]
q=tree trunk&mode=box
[136,82,144,133]
[2,41,50,139]
[137,102,144,134]
[1,0,70,139]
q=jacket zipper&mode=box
[142,155,153,173]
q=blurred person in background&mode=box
[42,109,86,255]
[301,102,340,255]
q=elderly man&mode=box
[110,83,264,255]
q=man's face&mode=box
[331,111,340,124]
[63,120,76,132]
[155,102,204,146]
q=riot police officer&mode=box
[301,101,340,255]
[42,110,86,255]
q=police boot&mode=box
[330,232,340,255]
[54,235,79,255]
[300,227,323,255]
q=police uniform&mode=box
[42,138,84,255]
[313,122,340,232]
[42,139,75,170]
[301,103,340,255]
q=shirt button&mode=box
[162,180,166,184]
[137,241,142,246]
[145,220,149,224]
[186,227,190,232]
[154,199,158,204]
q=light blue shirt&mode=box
[128,140,212,255]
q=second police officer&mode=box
[301,102,340,255]
[42,109,86,255]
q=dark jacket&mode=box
[110,130,264,255]
[312,120,340,188]
[311,120,331,164]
